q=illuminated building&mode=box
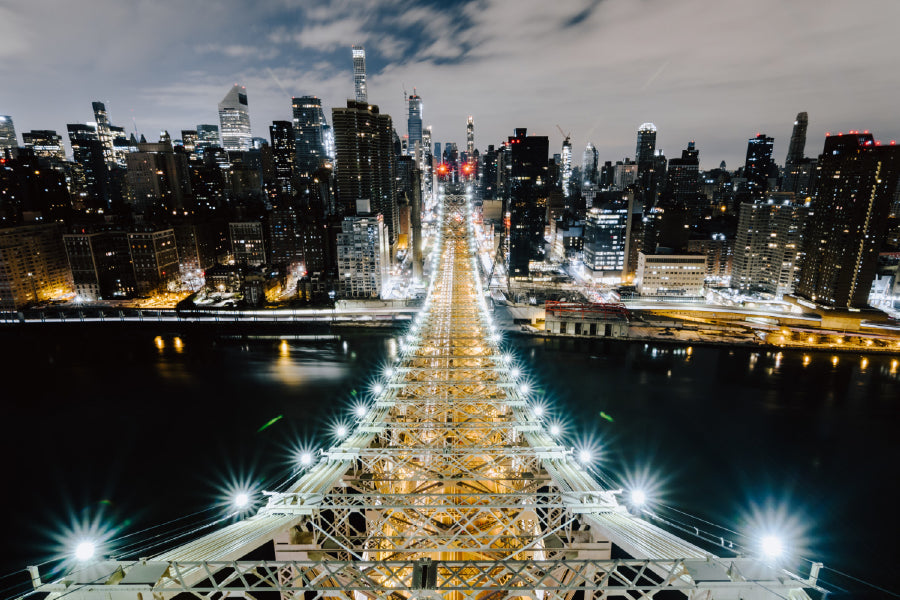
[422,125,432,156]
[352,45,368,103]
[635,123,657,166]
[544,301,629,337]
[506,128,548,278]
[336,211,390,298]
[687,234,733,283]
[229,221,266,267]
[63,230,135,300]
[407,91,422,156]
[466,115,475,155]
[124,138,192,215]
[268,200,308,272]
[783,112,816,196]
[613,159,638,189]
[560,135,572,197]
[127,228,178,296]
[732,193,806,295]
[583,202,632,282]
[67,123,110,211]
[291,96,326,178]
[582,142,598,186]
[636,123,661,204]
[218,84,252,152]
[0,223,73,309]
[91,101,116,165]
[269,120,294,195]
[180,130,198,154]
[331,100,397,243]
[195,124,221,151]
[744,133,775,196]
[635,251,707,298]
[796,132,900,307]
[0,115,16,150]
[785,112,807,168]
[22,130,65,162]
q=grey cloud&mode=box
[2,0,899,169]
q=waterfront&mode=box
[0,329,897,597]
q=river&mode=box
[0,327,896,598]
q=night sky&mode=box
[2,0,899,168]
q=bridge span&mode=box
[28,194,824,600]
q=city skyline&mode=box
[2,0,899,168]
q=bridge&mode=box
[26,193,825,600]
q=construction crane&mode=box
[556,124,571,145]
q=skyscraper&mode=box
[783,112,814,196]
[466,116,475,155]
[195,124,221,151]
[560,136,572,198]
[269,120,294,196]
[744,133,774,195]
[635,123,657,166]
[218,85,251,152]
[352,45,368,103]
[292,96,327,178]
[732,193,806,295]
[785,112,808,167]
[583,202,632,281]
[22,130,66,162]
[336,213,390,298]
[506,128,549,278]
[582,143,599,186]
[796,132,900,307]
[0,116,16,150]
[67,123,110,210]
[331,100,397,243]
[92,101,115,165]
[407,91,422,156]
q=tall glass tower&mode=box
[635,123,657,165]
[352,45,368,103]
[407,91,422,156]
[582,143,599,186]
[218,84,251,152]
[0,116,16,150]
[466,116,475,155]
[785,112,808,166]
[560,136,572,197]
[292,96,327,177]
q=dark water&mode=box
[0,328,897,598]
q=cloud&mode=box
[3,0,899,168]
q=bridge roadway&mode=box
[30,194,823,600]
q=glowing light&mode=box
[74,541,95,561]
[234,493,250,508]
[355,405,367,418]
[300,452,313,466]
[510,367,520,379]
[550,424,561,436]
[373,383,384,394]
[578,449,592,464]
[502,354,512,363]
[630,489,647,506]
[761,535,784,559]
[336,425,348,438]
[154,336,164,349]
[831,356,839,366]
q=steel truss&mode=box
[30,194,824,600]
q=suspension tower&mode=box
[28,192,825,600]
